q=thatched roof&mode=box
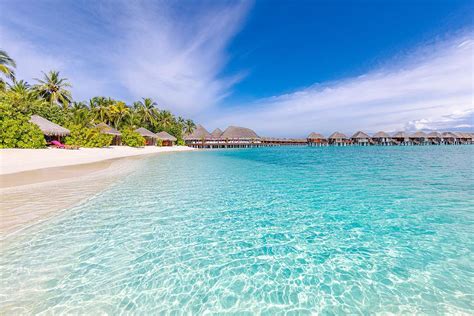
[95,122,121,136]
[328,132,347,139]
[30,115,70,136]
[442,132,458,138]
[410,131,427,138]
[155,131,177,141]
[211,128,223,138]
[184,124,212,140]
[372,131,390,138]
[221,126,259,139]
[392,131,408,138]
[135,127,157,138]
[307,132,325,139]
[427,131,441,138]
[351,131,370,139]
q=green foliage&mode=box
[0,49,196,148]
[156,139,163,147]
[177,139,185,146]
[65,124,113,147]
[121,129,146,147]
[0,102,46,148]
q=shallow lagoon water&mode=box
[1,146,473,314]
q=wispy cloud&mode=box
[209,34,474,136]
[0,0,250,114]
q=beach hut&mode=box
[410,131,429,145]
[135,127,158,146]
[96,122,121,145]
[392,131,411,145]
[351,131,371,146]
[211,128,223,138]
[307,132,327,146]
[427,131,443,145]
[328,132,349,146]
[156,131,177,146]
[30,114,70,143]
[453,132,471,145]
[372,131,392,146]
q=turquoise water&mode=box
[1,146,473,314]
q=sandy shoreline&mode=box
[0,146,194,239]
[0,146,194,175]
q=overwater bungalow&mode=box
[156,131,177,146]
[262,137,307,146]
[442,132,458,145]
[211,128,223,138]
[184,125,213,148]
[135,127,158,146]
[328,132,349,146]
[307,132,328,146]
[220,126,261,148]
[392,131,412,145]
[351,131,371,146]
[454,132,472,145]
[410,131,429,145]
[427,132,443,145]
[371,131,392,146]
[30,115,70,143]
[96,122,121,145]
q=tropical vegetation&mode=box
[0,49,196,148]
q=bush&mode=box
[121,129,145,147]
[65,124,113,147]
[156,139,163,147]
[0,102,46,148]
[177,139,185,146]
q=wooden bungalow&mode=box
[30,115,70,143]
[372,131,392,146]
[441,132,458,145]
[328,132,349,146]
[219,126,261,148]
[410,131,429,145]
[307,132,327,146]
[454,132,472,145]
[135,127,158,146]
[96,122,121,145]
[351,131,371,146]
[427,131,443,145]
[184,125,213,148]
[156,131,177,146]
[261,137,307,146]
[392,131,412,145]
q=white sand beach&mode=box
[0,146,194,239]
[0,146,194,175]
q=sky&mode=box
[0,0,473,136]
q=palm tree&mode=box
[109,101,130,128]
[184,119,196,134]
[157,110,175,130]
[8,80,30,94]
[133,97,158,127]
[33,71,72,108]
[0,50,16,90]
[90,96,113,124]
[69,102,91,126]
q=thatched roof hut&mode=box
[95,122,121,136]
[351,131,370,139]
[211,128,223,138]
[372,131,390,138]
[30,115,70,136]
[442,132,457,138]
[155,131,177,141]
[135,127,157,138]
[307,132,325,139]
[221,126,259,139]
[184,124,212,140]
[328,132,347,139]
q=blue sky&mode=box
[1,0,473,136]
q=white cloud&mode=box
[208,35,474,136]
[111,1,250,115]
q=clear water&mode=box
[1,146,473,314]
